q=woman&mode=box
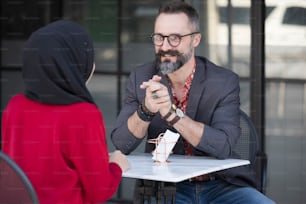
[1,20,129,203]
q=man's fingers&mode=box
[140,75,162,90]
[152,75,162,81]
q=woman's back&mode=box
[2,94,122,203]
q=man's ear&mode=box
[193,33,202,47]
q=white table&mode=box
[123,153,250,203]
[123,153,250,182]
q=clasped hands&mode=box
[140,75,171,117]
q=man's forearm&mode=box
[127,111,150,139]
[173,115,204,146]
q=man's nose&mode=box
[161,37,172,49]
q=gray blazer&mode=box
[111,56,258,188]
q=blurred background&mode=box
[1,0,305,203]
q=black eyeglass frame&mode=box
[150,32,200,47]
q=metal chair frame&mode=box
[0,151,39,204]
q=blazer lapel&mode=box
[187,57,207,119]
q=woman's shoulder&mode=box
[4,93,27,108]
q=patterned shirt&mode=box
[171,61,196,155]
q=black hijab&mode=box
[22,20,95,105]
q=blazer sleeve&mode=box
[110,68,146,154]
[196,71,240,159]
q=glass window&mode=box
[218,6,275,25]
[218,7,250,25]
[62,0,118,72]
[120,0,159,72]
[265,1,306,203]
[213,2,251,77]
[1,0,60,68]
[282,7,306,26]
[1,0,60,40]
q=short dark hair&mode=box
[158,1,200,32]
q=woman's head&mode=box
[23,20,95,104]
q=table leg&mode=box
[156,181,162,204]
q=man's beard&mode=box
[155,49,192,75]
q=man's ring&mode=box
[152,91,158,99]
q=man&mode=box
[111,1,274,203]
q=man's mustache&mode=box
[156,50,181,57]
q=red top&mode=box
[1,94,122,204]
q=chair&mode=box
[0,151,39,204]
[133,109,267,203]
[236,109,267,194]
[235,110,258,163]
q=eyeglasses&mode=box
[150,32,200,47]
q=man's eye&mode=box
[156,35,163,40]
[169,35,180,41]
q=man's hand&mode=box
[140,75,171,116]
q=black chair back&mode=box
[236,109,267,193]
[235,109,259,164]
